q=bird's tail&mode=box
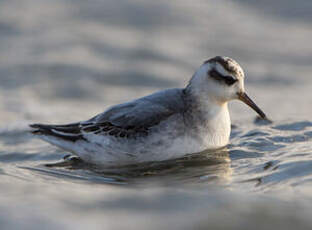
[29,123,85,142]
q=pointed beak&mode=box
[237,92,267,119]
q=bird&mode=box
[30,56,267,166]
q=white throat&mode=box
[184,86,231,150]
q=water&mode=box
[1,0,312,229]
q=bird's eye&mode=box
[223,76,237,86]
[209,69,223,80]
[209,69,238,86]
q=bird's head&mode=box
[187,56,266,119]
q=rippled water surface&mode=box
[1,0,312,229]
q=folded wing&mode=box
[30,88,185,141]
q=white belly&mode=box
[42,105,231,166]
[74,109,231,166]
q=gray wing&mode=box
[30,88,186,141]
[81,88,186,137]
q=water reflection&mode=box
[24,148,232,186]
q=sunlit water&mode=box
[1,0,312,229]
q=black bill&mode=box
[237,92,267,119]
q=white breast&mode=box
[185,103,231,152]
[202,104,231,148]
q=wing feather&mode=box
[30,88,185,141]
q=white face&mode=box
[190,57,245,103]
[188,56,267,119]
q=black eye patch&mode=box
[223,76,237,85]
[208,69,237,86]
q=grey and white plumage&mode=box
[30,56,267,166]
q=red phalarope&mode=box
[30,56,267,166]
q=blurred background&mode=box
[1,0,312,125]
[0,0,312,229]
